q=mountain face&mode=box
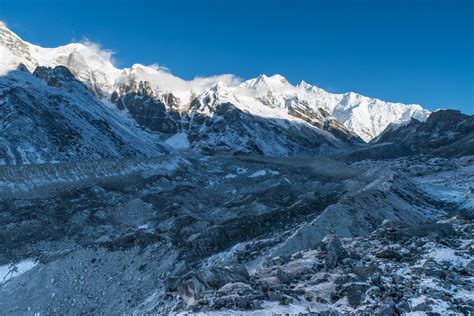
[374,110,474,157]
[112,80,363,156]
[0,22,429,145]
[0,21,118,98]
[0,65,164,165]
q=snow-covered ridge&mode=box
[0,21,430,141]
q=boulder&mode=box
[464,260,474,276]
[324,235,344,270]
[395,223,455,241]
[346,283,369,307]
[197,265,250,289]
[375,249,403,261]
[177,276,207,306]
[276,268,292,285]
[176,264,250,305]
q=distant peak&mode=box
[242,73,291,90]
[253,74,269,85]
[297,80,312,90]
[207,81,227,93]
[0,21,7,29]
[296,80,328,95]
[269,74,287,81]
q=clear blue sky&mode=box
[1,0,473,113]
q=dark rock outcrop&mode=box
[374,110,474,157]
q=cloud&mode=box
[77,38,116,66]
[116,63,242,101]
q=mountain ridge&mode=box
[0,21,430,142]
[374,109,474,157]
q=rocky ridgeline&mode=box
[165,213,473,315]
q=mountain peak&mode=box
[297,80,312,90]
[296,80,328,96]
[241,73,291,90]
[269,73,288,82]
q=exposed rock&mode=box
[346,283,369,307]
[465,260,474,276]
[324,235,344,270]
[375,249,403,261]
[374,304,399,316]
[276,268,292,285]
[394,223,456,241]
[197,265,250,289]
[177,276,207,306]
[176,264,251,305]
[374,110,474,157]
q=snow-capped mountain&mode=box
[0,22,430,142]
[0,65,164,165]
[111,77,362,156]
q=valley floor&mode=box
[0,154,472,315]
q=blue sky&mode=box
[1,0,473,113]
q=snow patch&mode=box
[165,132,190,150]
[0,259,37,285]
[248,170,267,178]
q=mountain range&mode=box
[0,21,434,165]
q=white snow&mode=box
[0,259,37,285]
[165,132,190,150]
[418,162,474,209]
[427,246,471,265]
[176,302,310,315]
[0,21,430,141]
[248,170,267,178]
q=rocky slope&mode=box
[0,65,164,165]
[0,154,472,314]
[171,216,473,315]
[374,110,474,157]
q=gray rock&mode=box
[412,301,434,312]
[177,276,207,306]
[346,283,369,307]
[464,260,474,276]
[395,223,456,241]
[276,268,292,285]
[374,304,398,316]
[397,300,411,313]
[176,265,250,306]
[324,235,344,270]
[351,265,382,281]
[197,265,250,289]
[375,249,403,261]
[458,209,474,221]
[217,282,255,296]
